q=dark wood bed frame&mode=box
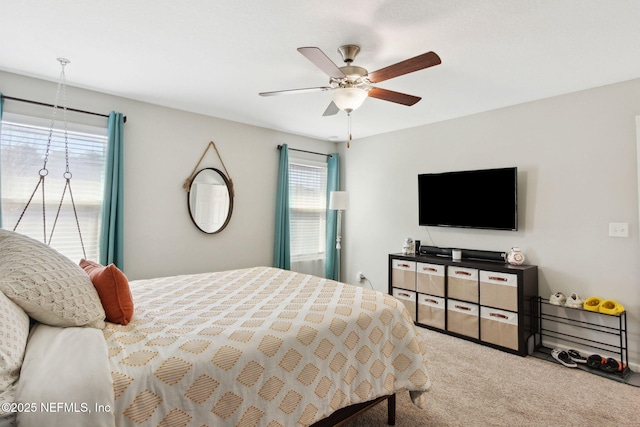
[310,393,396,427]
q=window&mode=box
[288,156,327,277]
[0,112,108,262]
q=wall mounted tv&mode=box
[418,167,518,231]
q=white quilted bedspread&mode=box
[106,267,430,427]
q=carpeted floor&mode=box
[343,329,640,427]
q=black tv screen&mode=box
[418,167,518,231]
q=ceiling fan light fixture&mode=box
[332,87,367,112]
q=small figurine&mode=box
[403,238,414,255]
[507,246,525,265]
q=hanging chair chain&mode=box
[13,58,86,259]
[42,59,69,174]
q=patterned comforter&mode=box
[105,267,430,427]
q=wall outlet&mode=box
[609,222,629,238]
[356,272,365,282]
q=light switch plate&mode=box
[609,222,629,237]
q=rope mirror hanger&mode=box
[13,58,87,259]
[183,141,235,234]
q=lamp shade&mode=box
[332,88,367,112]
[329,191,349,210]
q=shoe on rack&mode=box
[551,349,577,368]
[583,296,602,312]
[599,300,625,315]
[549,292,567,306]
[587,354,605,369]
[600,357,627,373]
[564,293,584,308]
[567,349,587,364]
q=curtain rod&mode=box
[277,144,333,158]
[1,95,127,123]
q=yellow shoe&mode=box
[583,297,602,312]
[599,300,625,315]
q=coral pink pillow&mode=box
[79,259,134,325]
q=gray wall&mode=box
[2,70,638,366]
[339,78,640,366]
[0,70,336,280]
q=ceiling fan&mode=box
[259,45,441,117]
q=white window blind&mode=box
[288,157,327,276]
[0,113,108,263]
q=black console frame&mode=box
[418,245,507,263]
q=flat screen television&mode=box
[418,167,518,231]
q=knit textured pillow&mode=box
[0,229,105,329]
[0,289,29,413]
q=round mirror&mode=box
[188,168,233,234]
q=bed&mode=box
[0,229,430,427]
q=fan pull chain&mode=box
[347,112,352,148]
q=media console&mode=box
[389,252,538,356]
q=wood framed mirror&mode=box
[187,167,233,234]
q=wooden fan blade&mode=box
[297,47,345,79]
[259,86,331,96]
[367,87,421,106]
[322,101,340,116]
[368,51,441,83]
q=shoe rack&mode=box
[533,297,637,384]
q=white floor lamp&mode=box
[329,191,349,281]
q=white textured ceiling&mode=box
[2,1,640,142]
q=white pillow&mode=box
[0,229,105,329]
[0,289,29,422]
